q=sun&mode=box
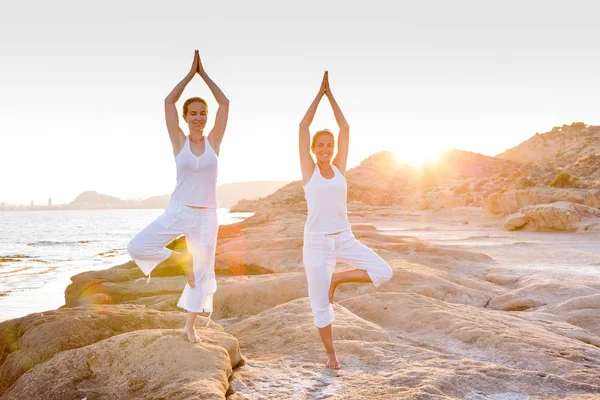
[393,143,446,168]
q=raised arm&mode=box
[326,73,350,174]
[199,53,230,156]
[299,72,327,184]
[165,50,198,155]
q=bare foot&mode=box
[183,325,201,343]
[329,272,341,303]
[326,353,340,370]
[181,253,195,288]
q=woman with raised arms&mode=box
[128,50,229,343]
[299,71,393,369]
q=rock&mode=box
[484,188,600,215]
[0,305,215,395]
[67,275,187,307]
[504,212,531,230]
[521,202,600,231]
[488,283,600,311]
[129,273,310,321]
[215,249,303,274]
[226,294,600,399]
[340,293,600,382]
[3,328,242,400]
[227,298,392,356]
[538,294,600,337]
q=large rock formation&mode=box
[225,293,600,399]
[485,188,600,215]
[0,305,241,398]
[497,123,600,189]
[3,328,241,400]
[504,202,600,231]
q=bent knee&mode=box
[381,263,393,281]
[127,238,145,258]
[371,261,393,285]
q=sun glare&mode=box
[393,143,446,168]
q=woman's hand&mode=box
[196,51,207,76]
[189,50,200,76]
[324,70,331,96]
[319,70,329,96]
[319,71,329,96]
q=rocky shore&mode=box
[2,205,600,399]
[2,124,599,398]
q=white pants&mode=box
[127,202,218,314]
[303,230,393,328]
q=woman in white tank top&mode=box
[299,71,393,369]
[128,50,229,343]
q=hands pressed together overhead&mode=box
[189,49,206,76]
[319,70,333,97]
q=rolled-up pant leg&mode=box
[177,208,219,313]
[337,232,393,287]
[303,234,337,328]
[127,211,183,276]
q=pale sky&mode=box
[1,0,599,204]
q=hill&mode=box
[65,181,290,210]
[497,123,600,188]
[231,149,532,212]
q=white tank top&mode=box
[303,164,351,234]
[170,136,218,208]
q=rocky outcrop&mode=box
[0,305,234,397]
[488,283,600,311]
[4,203,600,398]
[232,150,532,212]
[226,294,600,399]
[497,123,600,188]
[504,212,531,230]
[485,188,600,215]
[3,328,242,400]
[504,201,600,231]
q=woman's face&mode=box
[312,133,335,163]
[184,101,208,132]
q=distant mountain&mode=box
[68,191,133,209]
[496,123,599,188]
[65,181,290,210]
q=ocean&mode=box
[0,209,252,322]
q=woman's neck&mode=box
[316,161,332,171]
[189,132,205,142]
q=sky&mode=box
[1,0,599,204]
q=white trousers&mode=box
[127,202,218,314]
[303,230,393,328]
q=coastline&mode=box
[2,206,600,398]
[0,208,253,322]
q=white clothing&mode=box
[303,165,351,234]
[171,136,218,208]
[303,230,393,328]
[127,201,218,313]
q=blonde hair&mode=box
[183,97,208,117]
[311,129,335,148]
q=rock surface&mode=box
[3,204,600,398]
[486,188,600,215]
[503,201,600,231]
[0,305,227,396]
[3,328,241,400]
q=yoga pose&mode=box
[128,50,229,343]
[299,71,393,369]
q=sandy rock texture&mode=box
[2,205,600,399]
[504,201,600,231]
